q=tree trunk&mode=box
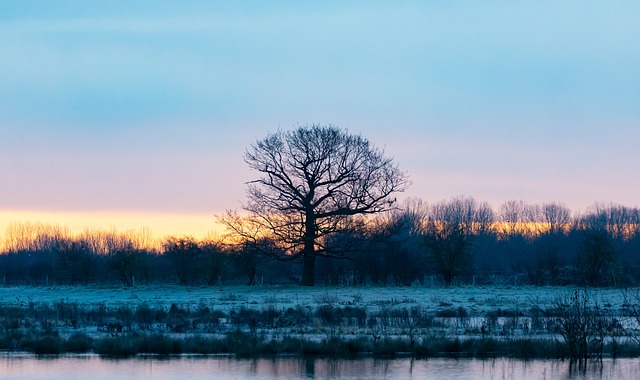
[300,251,316,286]
[300,210,317,286]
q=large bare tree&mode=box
[223,125,409,286]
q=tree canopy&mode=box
[222,124,409,286]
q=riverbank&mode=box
[1,285,640,359]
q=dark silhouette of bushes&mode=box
[1,201,640,287]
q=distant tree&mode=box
[580,231,615,286]
[543,203,572,235]
[376,199,431,286]
[577,210,617,286]
[222,125,409,286]
[3,221,69,253]
[57,239,95,284]
[108,244,139,287]
[78,228,155,286]
[200,239,229,285]
[424,196,493,285]
[231,238,275,286]
[499,200,542,238]
[163,236,201,284]
[392,197,429,237]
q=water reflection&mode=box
[1,354,640,380]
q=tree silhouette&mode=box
[163,236,201,285]
[223,125,408,286]
[425,196,493,285]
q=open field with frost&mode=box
[3,285,640,358]
[0,285,635,314]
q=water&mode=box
[1,354,639,380]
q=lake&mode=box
[2,354,640,380]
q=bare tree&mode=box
[425,196,492,285]
[3,221,69,253]
[78,227,156,286]
[576,212,616,286]
[222,125,409,286]
[499,200,543,238]
[163,236,201,285]
[393,197,429,236]
[57,238,95,285]
[546,290,612,360]
[543,202,571,235]
[200,238,229,285]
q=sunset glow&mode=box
[0,211,223,241]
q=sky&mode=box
[1,1,639,238]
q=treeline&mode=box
[1,197,640,287]
[0,223,275,286]
[317,198,640,287]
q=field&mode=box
[1,285,640,358]
[0,284,635,314]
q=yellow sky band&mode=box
[0,210,224,242]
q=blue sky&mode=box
[1,1,639,231]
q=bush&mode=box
[64,333,92,353]
[138,334,182,355]
[32,335,63,355]
[182,335,229,354]
[95,336,139,356]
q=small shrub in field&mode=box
[225,330,260,356]
[263,295,278,305]
[182,335,229,354]
[87,303,109,325]
[95,336,139,356]
[116,306,134,331]
[411,306,434,328]
[64,333,92,353]
[54,300,78,322]
[219,293,246,302]
[316,305,339,326]
[230,307,261,335]
[343,337,370,354]
[262,304,279,328]
[167,303,190,332]
[342,306,367,327]
[475,338,500,358]
[436,337,473,356]
[314,292,339,305]
[32,334,63,355]
[280,305,312,326]
[435,308,457,318]
[436,306,468,318]
[508,338,550,359]
[195,306,225,328]
[372,337,409,356]
[135,303,158,329]
[138,334,182,355]
[350,292,364,304]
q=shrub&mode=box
[95,336,139,356]
[64,333,92,353]
[32,335,63,355]
[182,335,229,354]
[138,334,181,355]
[342,306,367,327]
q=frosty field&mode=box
[2,284,640,358]
[0,284,634,314]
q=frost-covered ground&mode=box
[3,284,640,356]
[1,285,637,314]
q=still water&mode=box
[2,354,640,380]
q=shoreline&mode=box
[2,285,640,359]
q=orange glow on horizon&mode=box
[0,210,225,242]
